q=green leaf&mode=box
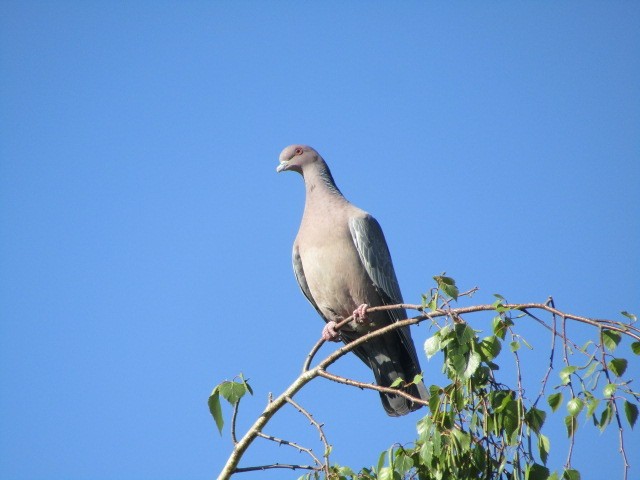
[583,360,599,379]
[537,433,550,465]
[336,466,356,477]
[632,342,640,355]
[218,380,248,405]
[548,392,563,412]
[563,468,581,480]
[599,403,613,431]
[451,428,471,452]
[389,377,404,388]
[419,441,433,464]
[449,353,467,377]
[394,451,414,475]
[559,366,577,385]
[526,462,550,480]
[564,415,577,437]
[492,316,508,339]
[526,407,547,434]
[624,400,638,428]
[208,389,224,434]
[464,351,482,379]
[586,398,600,418]
[567,398,584,417]
[377,466,395,480]
[621,311,637,322]
[455,324,475,345]
[434,275,459,300]
[376,449,386,475]
[578,340,593,353]
[480,335,502,361]
[239,373,253,396]
[608,358,628,377]
[428,386,441,413]
[503,399,521,443]
[510,341,520,352]
[602,330,621,352]
[411,373,424,385]
[603,383,616,398]
[520,336,533,350]
[424,335,441,359]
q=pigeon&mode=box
[277,144,428,416]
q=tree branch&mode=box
[255,431,322,468]
[285,396,331,477]
[217,302,638,479]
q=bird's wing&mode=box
[349,214,404,309]
[349,214,421,363]
[292,244,326,320]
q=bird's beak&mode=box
[276,161,289,173]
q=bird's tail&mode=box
[366,335,429,417]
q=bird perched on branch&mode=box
[276,144,428,416]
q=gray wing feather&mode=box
[292,245,326,320]
[349,215,404,309]
[349,215,421,364]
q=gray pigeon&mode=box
[277,144,428,416]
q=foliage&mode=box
[211,277,639,480]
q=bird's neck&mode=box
[302,163,348,209]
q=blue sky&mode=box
[1,2,639,479]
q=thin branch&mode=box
[317,369,429,408]
[285,396,331,477]
[255,431,322,468]
[233,463,318,473]
[302,338,325,372]
[562,316,577,470]
[534,299,557,407]
[231,399,240,445]
[599,330,630,480]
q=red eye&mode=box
[295,147,303,155]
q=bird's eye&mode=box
[295,147,303,156]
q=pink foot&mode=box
[322,321,340,342]
[353,303,370,325]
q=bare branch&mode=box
[233,463,318,473]
[231,399,240,445]
[255,431,322,468]
[302,338,325,373]
[317,369,429,408]
[285,396,331,477]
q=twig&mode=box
[231,399,240,445]
[459,286,479,298]
[285,396,331,477]
[599,330,630,480]
[233,463,318,473]
[534,298,557,407]
[302,338,325,372]
[255,431,322,468]
[317,369,429,408]
[562,316,577,470]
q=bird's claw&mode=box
[353,303,370,325]
[322,321,341,342]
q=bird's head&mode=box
[276,145,319,174]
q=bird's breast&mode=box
[297,233,377,326]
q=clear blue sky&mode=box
[1,2,638,479]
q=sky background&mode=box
[1,2,639,479]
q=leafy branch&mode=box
[210,278,639,480]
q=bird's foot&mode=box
[353,303,370,325]
[322,321,341,342]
